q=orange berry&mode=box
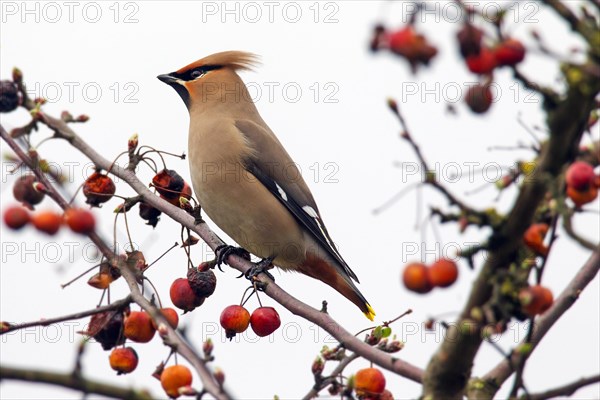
[523,223,549,256]
[124,311,156,343]
[402,262,432,294]
[567,185,598,207]
[428,258,459,288]
[520,285,553,317]
[109,347,138,374]
[160,365,193,398]
[3,205,30,230]
[151,308,179,330]
[355,367,386,397]
[220,305,250,339]
[31,210,62,235]
[64,208,96,234]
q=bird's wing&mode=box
[235,119,360,283]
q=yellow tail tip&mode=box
[363,303,376,321]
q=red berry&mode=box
[250,307,281,337]
[170,278,205,312]
[151,308,179,330]
[161,181,193,207]
[567,185,598,207]
[152,169,184,199]
[3,205,30,230]
[466,47,497,74]
[428,258,459,288]
[31,210,62,235]
[465,84,493,114]
[109,347,138,374]
[355,367,386,396]
[495,38,526,66]
[13,175,45,208]
[220,305,250,339]
[523,223,549,256]
[124,311,156,343]
[160,365,193,399]
[64,208,96,234]
[566,161,595,192]
[520,285,553,317]
[402,262,432,294]
[83,172,116,206]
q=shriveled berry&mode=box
[139,202,161,227]
[161,181,193,207]
[3,205,30,230]
[0,80,20,113]
[152,169,184,199]
[81,311,126,350]
[13,175,45,208]
[109,347,138,374]
[83,172,116,206]
[465,84,493,114]
[456,23,483,58]
[187,266,217,298]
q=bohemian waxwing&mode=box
[158,51,375,320]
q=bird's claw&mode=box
[244,257,275,285]
[215,245,250,271]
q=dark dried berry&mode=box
[0,80,20,113]
[13,175,45,209]
[139,202,161,227]
[456,23,483,58]
[80,311,126,350]
[83,172,116,207]
[152,169,184,199]
[187,266,217,298]
[465,84,493,114]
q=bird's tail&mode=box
[300,250,376,321]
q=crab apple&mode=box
[250,307,281,337]
[3,205,30,230]
[13,175,45,208]
[151,308,179,330]
[161,181,193,207]
[567,185,598,207]
[494,38,526,66]
[82,311,126,350]
[64,208,96,234]
[187,266,217,298]
[31,210,62,235]
[170,278,205,312]
[109,347,138,374]
[456,23,483,58]
[0,80,20,113]
[152,169,184,199]
[466,47,497,74]
[465,84,493,114]
[428,258,459,288]
[379,390,395,400]
[520,285,554,317]
[139,202,161,227]
[220,305,250,339]
[88,263,121,289]
[124,311,156,343]
[566,161,595,191]
[161,365,193,399]
[355,367,386,397]
[402,262,432,294]
[523,223,549,256]
[83,172,116,206]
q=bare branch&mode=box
[522,374,600,400]
[0,364,154,400]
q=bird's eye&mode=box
[190,69,204,79]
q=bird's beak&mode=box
[157,74,179,86]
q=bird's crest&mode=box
[176,51,260,74]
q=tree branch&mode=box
[0,124,228,400]
[522,374,600,400]
[0,365,154,400]
[302,353,359,400]
[1,296,132,335]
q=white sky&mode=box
[1,1,599,399]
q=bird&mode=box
[158,51,375,320]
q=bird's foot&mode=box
[192,206,204,225]
[215,245,250,271]
[244,257,276,285]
